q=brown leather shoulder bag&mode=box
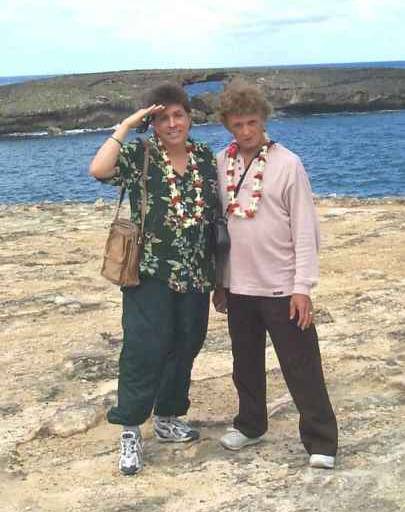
[100,140,150,287]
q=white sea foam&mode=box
[1,126,116,138]
[64,127,115,135]
[311,109,402,117]
[4,131,49,138]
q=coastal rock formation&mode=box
[0,198,404,511]
[1,67,405,135]
[196,67,405,118]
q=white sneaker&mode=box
[119,428,143,475]
[153,416,200,443]
[309,454,335,469]
[220,427,263,451]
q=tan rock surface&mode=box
[0,198,404,511]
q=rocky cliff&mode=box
[1,67,405,135]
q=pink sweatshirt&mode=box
[216,143,320,297]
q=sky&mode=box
[1,0,405,76]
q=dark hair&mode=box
[146,83,191,113]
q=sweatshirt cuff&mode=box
[292,283,312,296]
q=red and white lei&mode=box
[226,137,272,219]
[158,137,205,228]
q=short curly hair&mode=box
[218,79,272,125]
[146,83,191,114]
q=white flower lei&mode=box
[226,135,273,219]
[157,137,205,229]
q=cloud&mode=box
[352,0,404,21]
[229,14,336,38]
[55,1,220,32]
[269,15,333,26]
[1,0,333,42]
[1,0,401,45]
[1,0,405,74]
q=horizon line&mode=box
[1,59,405,79]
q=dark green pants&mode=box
[107,279,209,426]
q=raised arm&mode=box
[88,104,164,180]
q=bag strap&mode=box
[139,140,150,238]
[218,155,251,220]
[233,165,250,199]
[113,186,126,221]
[113,138,150,224]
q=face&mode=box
[225,113,266,153]
[152,103,191,148]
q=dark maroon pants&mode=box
[227,293,338,456]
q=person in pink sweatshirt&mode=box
[213,80,338,469]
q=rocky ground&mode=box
[0,197,404,512]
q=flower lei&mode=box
[157,137,205,229]
[226,137,272,219]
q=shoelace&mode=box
[121,435,142,457]
[168,417,192,432]
[155,417,193,438]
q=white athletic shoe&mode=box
[309,454,335,469]
[220,427,263,451]
[119,428,143,475]
[153,416,200,442]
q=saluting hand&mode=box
[121,104,165,130]
[89,105,166,180]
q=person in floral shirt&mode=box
[89,84,217,476]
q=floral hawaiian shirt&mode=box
[102,135,217,293]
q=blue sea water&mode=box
[1,110,404,203]
[0,74,56,86]
[0,62,404,203]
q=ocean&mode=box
[1,62,405,203]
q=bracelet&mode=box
[110,136,123,147]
